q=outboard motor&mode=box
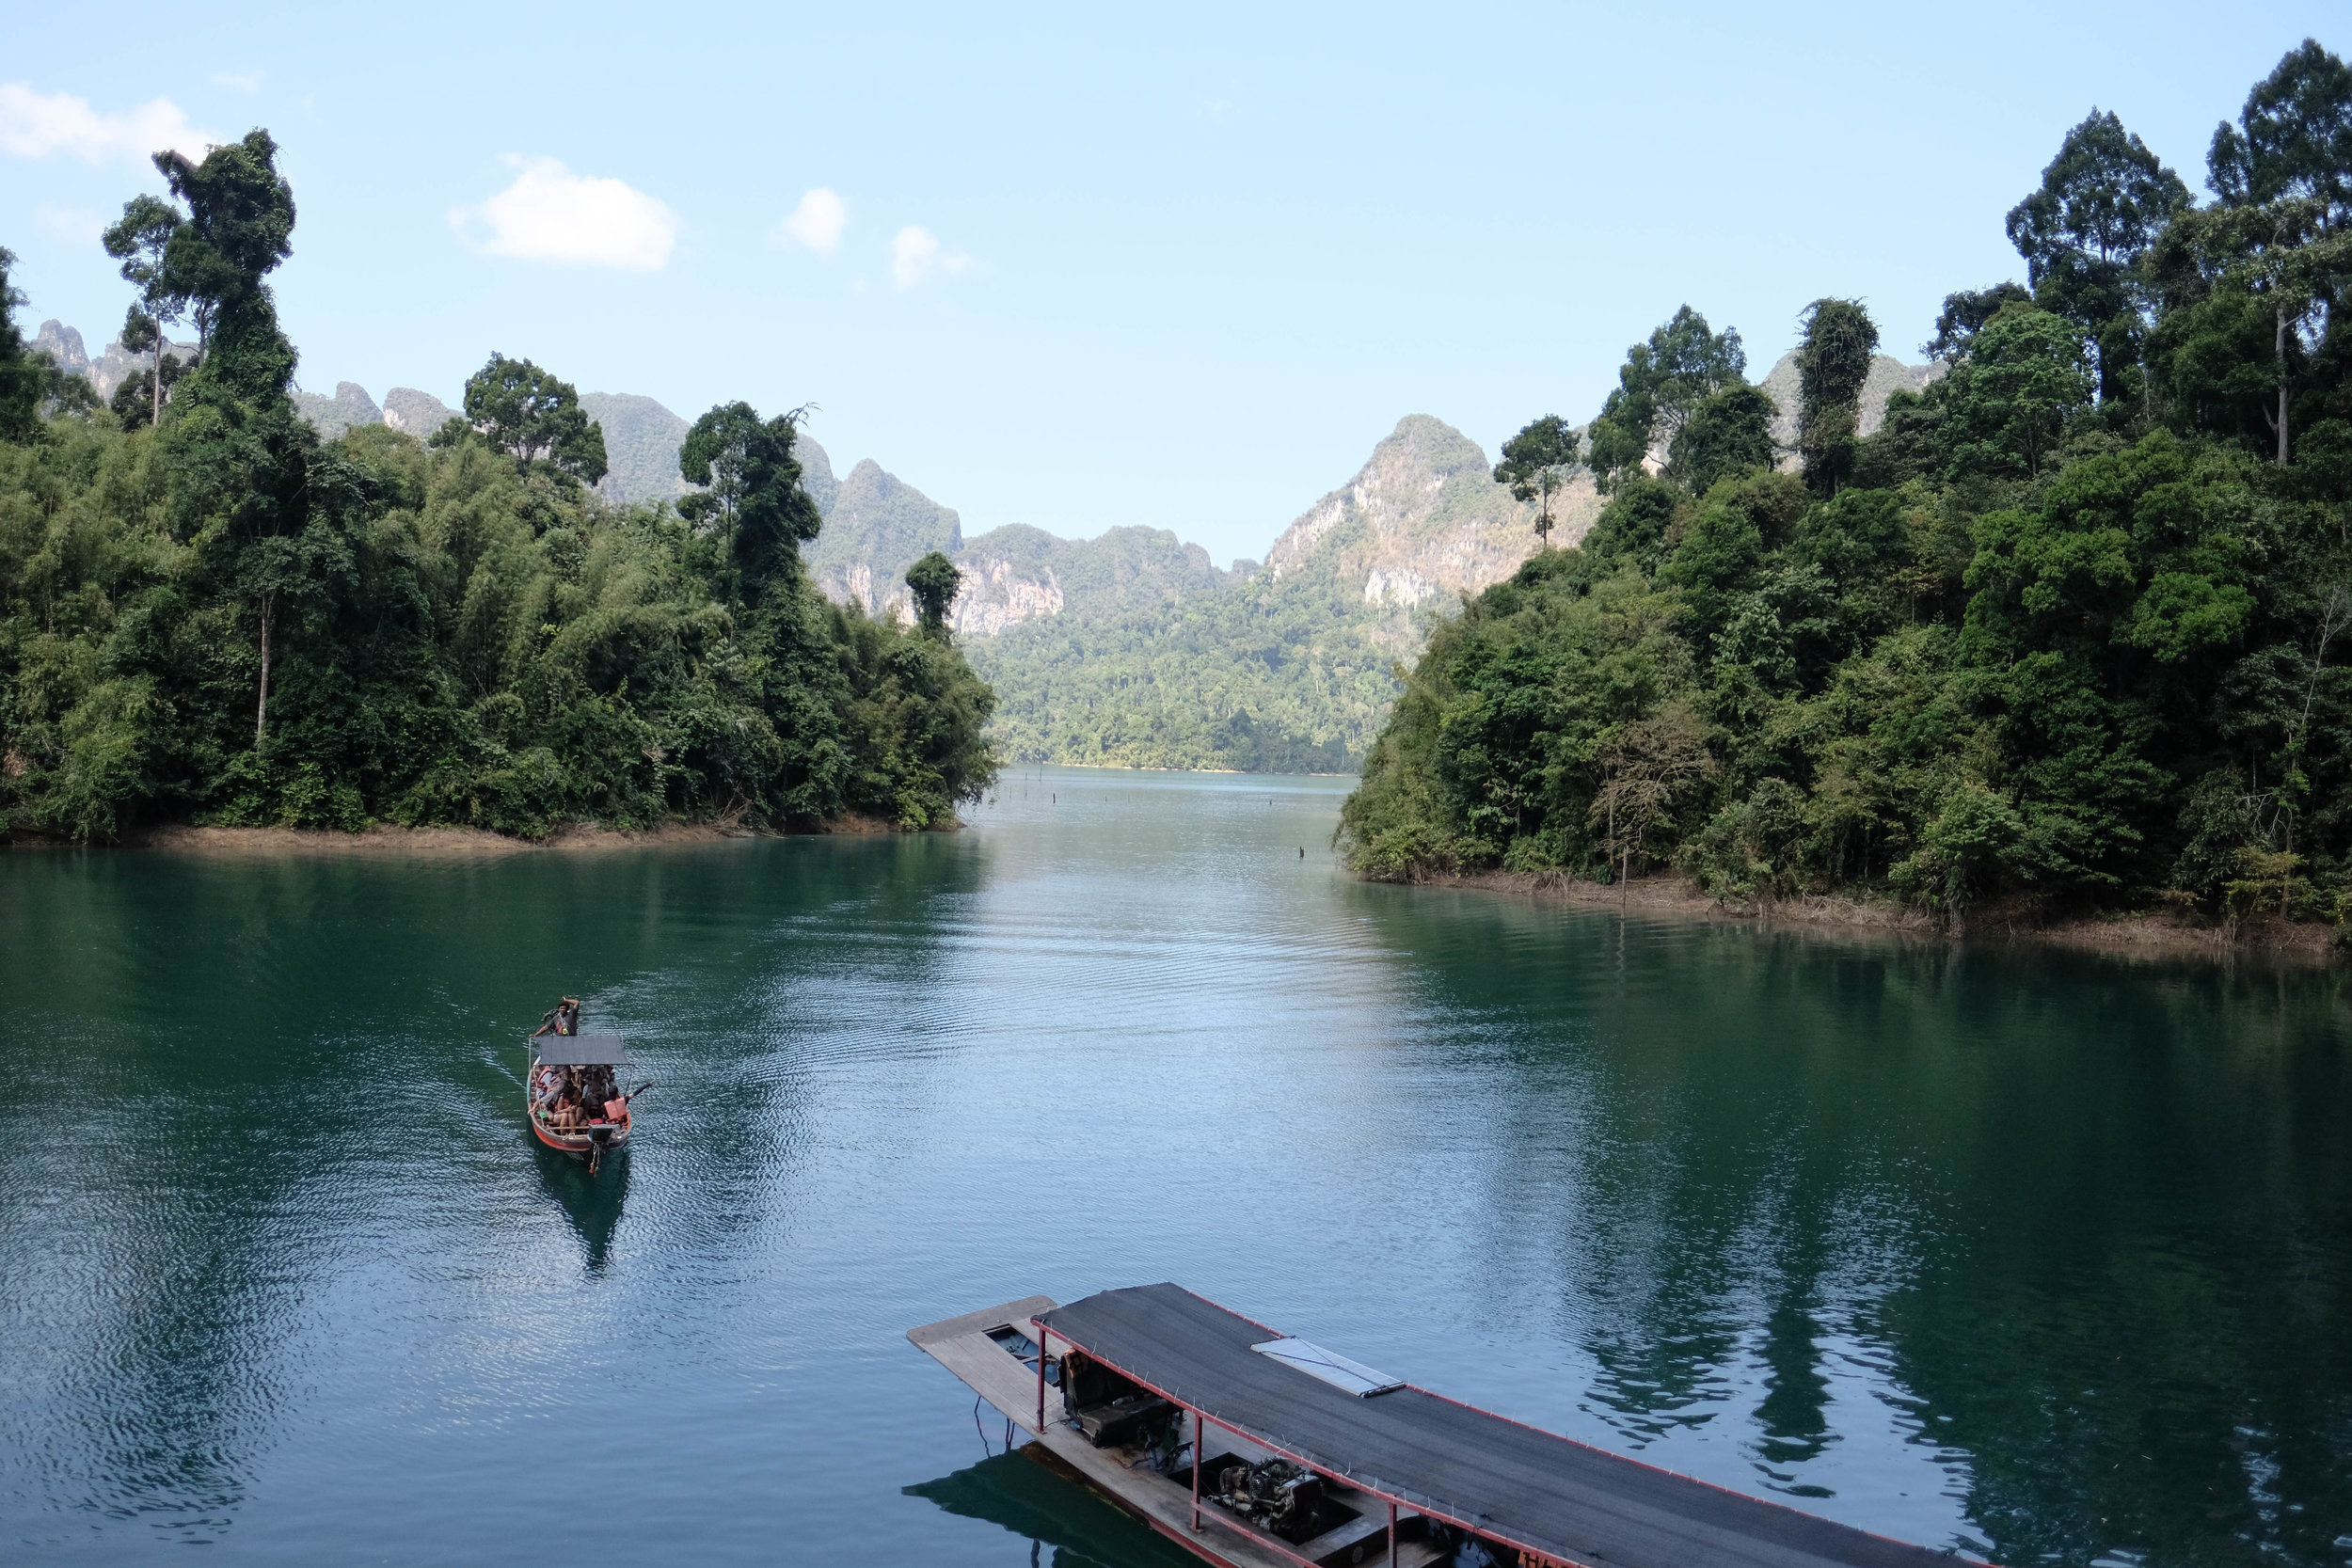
[1215,1458,1326,1544]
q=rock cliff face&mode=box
[380,387,454,438]
[948,523,1228,637]
[802,455,962,620]
[1261,414,1565,631]
[1756,351,1944,448]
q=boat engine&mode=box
[1215,1457,1327,1544]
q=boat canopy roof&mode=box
[1036,1284,1970,1568]
[532,1033,630,1066]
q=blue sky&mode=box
[4,3,2344,565]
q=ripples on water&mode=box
[1,767,2347,1565]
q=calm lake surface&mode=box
[3,767,2349,1566]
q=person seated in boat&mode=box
[532,1063,563,1110]
[551,1087,582,1131]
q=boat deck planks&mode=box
[909,1299,1444,1568]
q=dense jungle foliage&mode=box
[967,573,1392,774]
[0,132,995,841]
[1341,42,2352,925]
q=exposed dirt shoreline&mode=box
[1390,866,2340,964]
[7,814,922,857]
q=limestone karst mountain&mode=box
[34,319,199,401]
[955,415,1553,768]
[291,382,383,439]
[380,387,454,439]
[578,392,691,505]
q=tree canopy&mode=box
[454,353,609,484]
[1341,41,2352,935]
[1495,415,1580,546]
[0,128,996,841]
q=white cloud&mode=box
[34,203,104,245]
[212,71,262,95]
[889,225,974,290]
[0,84,213,163]
[450,156,677,271]
[774,186,847,255]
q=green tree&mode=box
[1586,307,1747,492]
[2195,40,2352,466]
[1669,384,1778,494]
[138,131,322,748]
[1792,298,1879,498]
[1923,283,2032,363]
[905,550,961,635]
[678,400,821,603]
[1494,414,1580,546]
[101,193,187,430]
[457,354,609,484]
[2005,110,2189,404]
[0,248,44,442]
[1941,306,2093,478]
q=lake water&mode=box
[3,767,2348,1566]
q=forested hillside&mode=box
[0,131,995,841]
[1342,41,2352,927]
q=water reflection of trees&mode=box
[1354,887,2352,1567]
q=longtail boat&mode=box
[526,1033,637,1173]
[911,1285,1987,1568]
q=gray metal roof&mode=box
[530,1033,630,1066]
[1038,1285,1975,1568]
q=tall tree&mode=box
[905,550,961,635]
[0,247,45,442]
[1494,414,1580,547]
[101,193,186,429]
[1923,283,2033,362]
[142,130,325,748]
[1669,385,1778,494]
[678,400,821,602]
[2006,110,2190,404]
[2201,40,2352,466]
[458,354,608,483]
[1585,307,1747,492]
[1792,298,1879,498]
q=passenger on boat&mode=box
[551,1087,583,1131]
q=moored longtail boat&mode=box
[911,1285,1990,1568]
[526,1032,637,1173]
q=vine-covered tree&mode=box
[678,400,821,602]
[905,550,961,634]
[1791,298,1878,497]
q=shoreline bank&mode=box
[1384,866,2340,965]
[5,813,930,857]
